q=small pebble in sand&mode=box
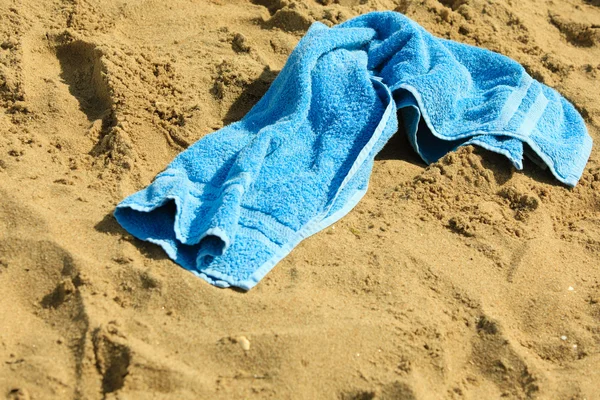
[568,286,574,291]
[232,33,250,52]
[237,336,250,351]
[560,335,568,341]
[1,38,17,49]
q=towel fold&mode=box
[115,11,592,290]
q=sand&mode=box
[0,0,599,398]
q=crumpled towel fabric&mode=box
[114,11,592,290]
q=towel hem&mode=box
[395,84,589,186]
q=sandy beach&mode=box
[1,0,599,398]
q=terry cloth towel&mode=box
[114,11,592,290]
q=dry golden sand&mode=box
[1,0,600,399]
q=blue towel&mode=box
[114,11,592,290]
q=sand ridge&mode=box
[1,0,599,398]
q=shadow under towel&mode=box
[114,11,592,290]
